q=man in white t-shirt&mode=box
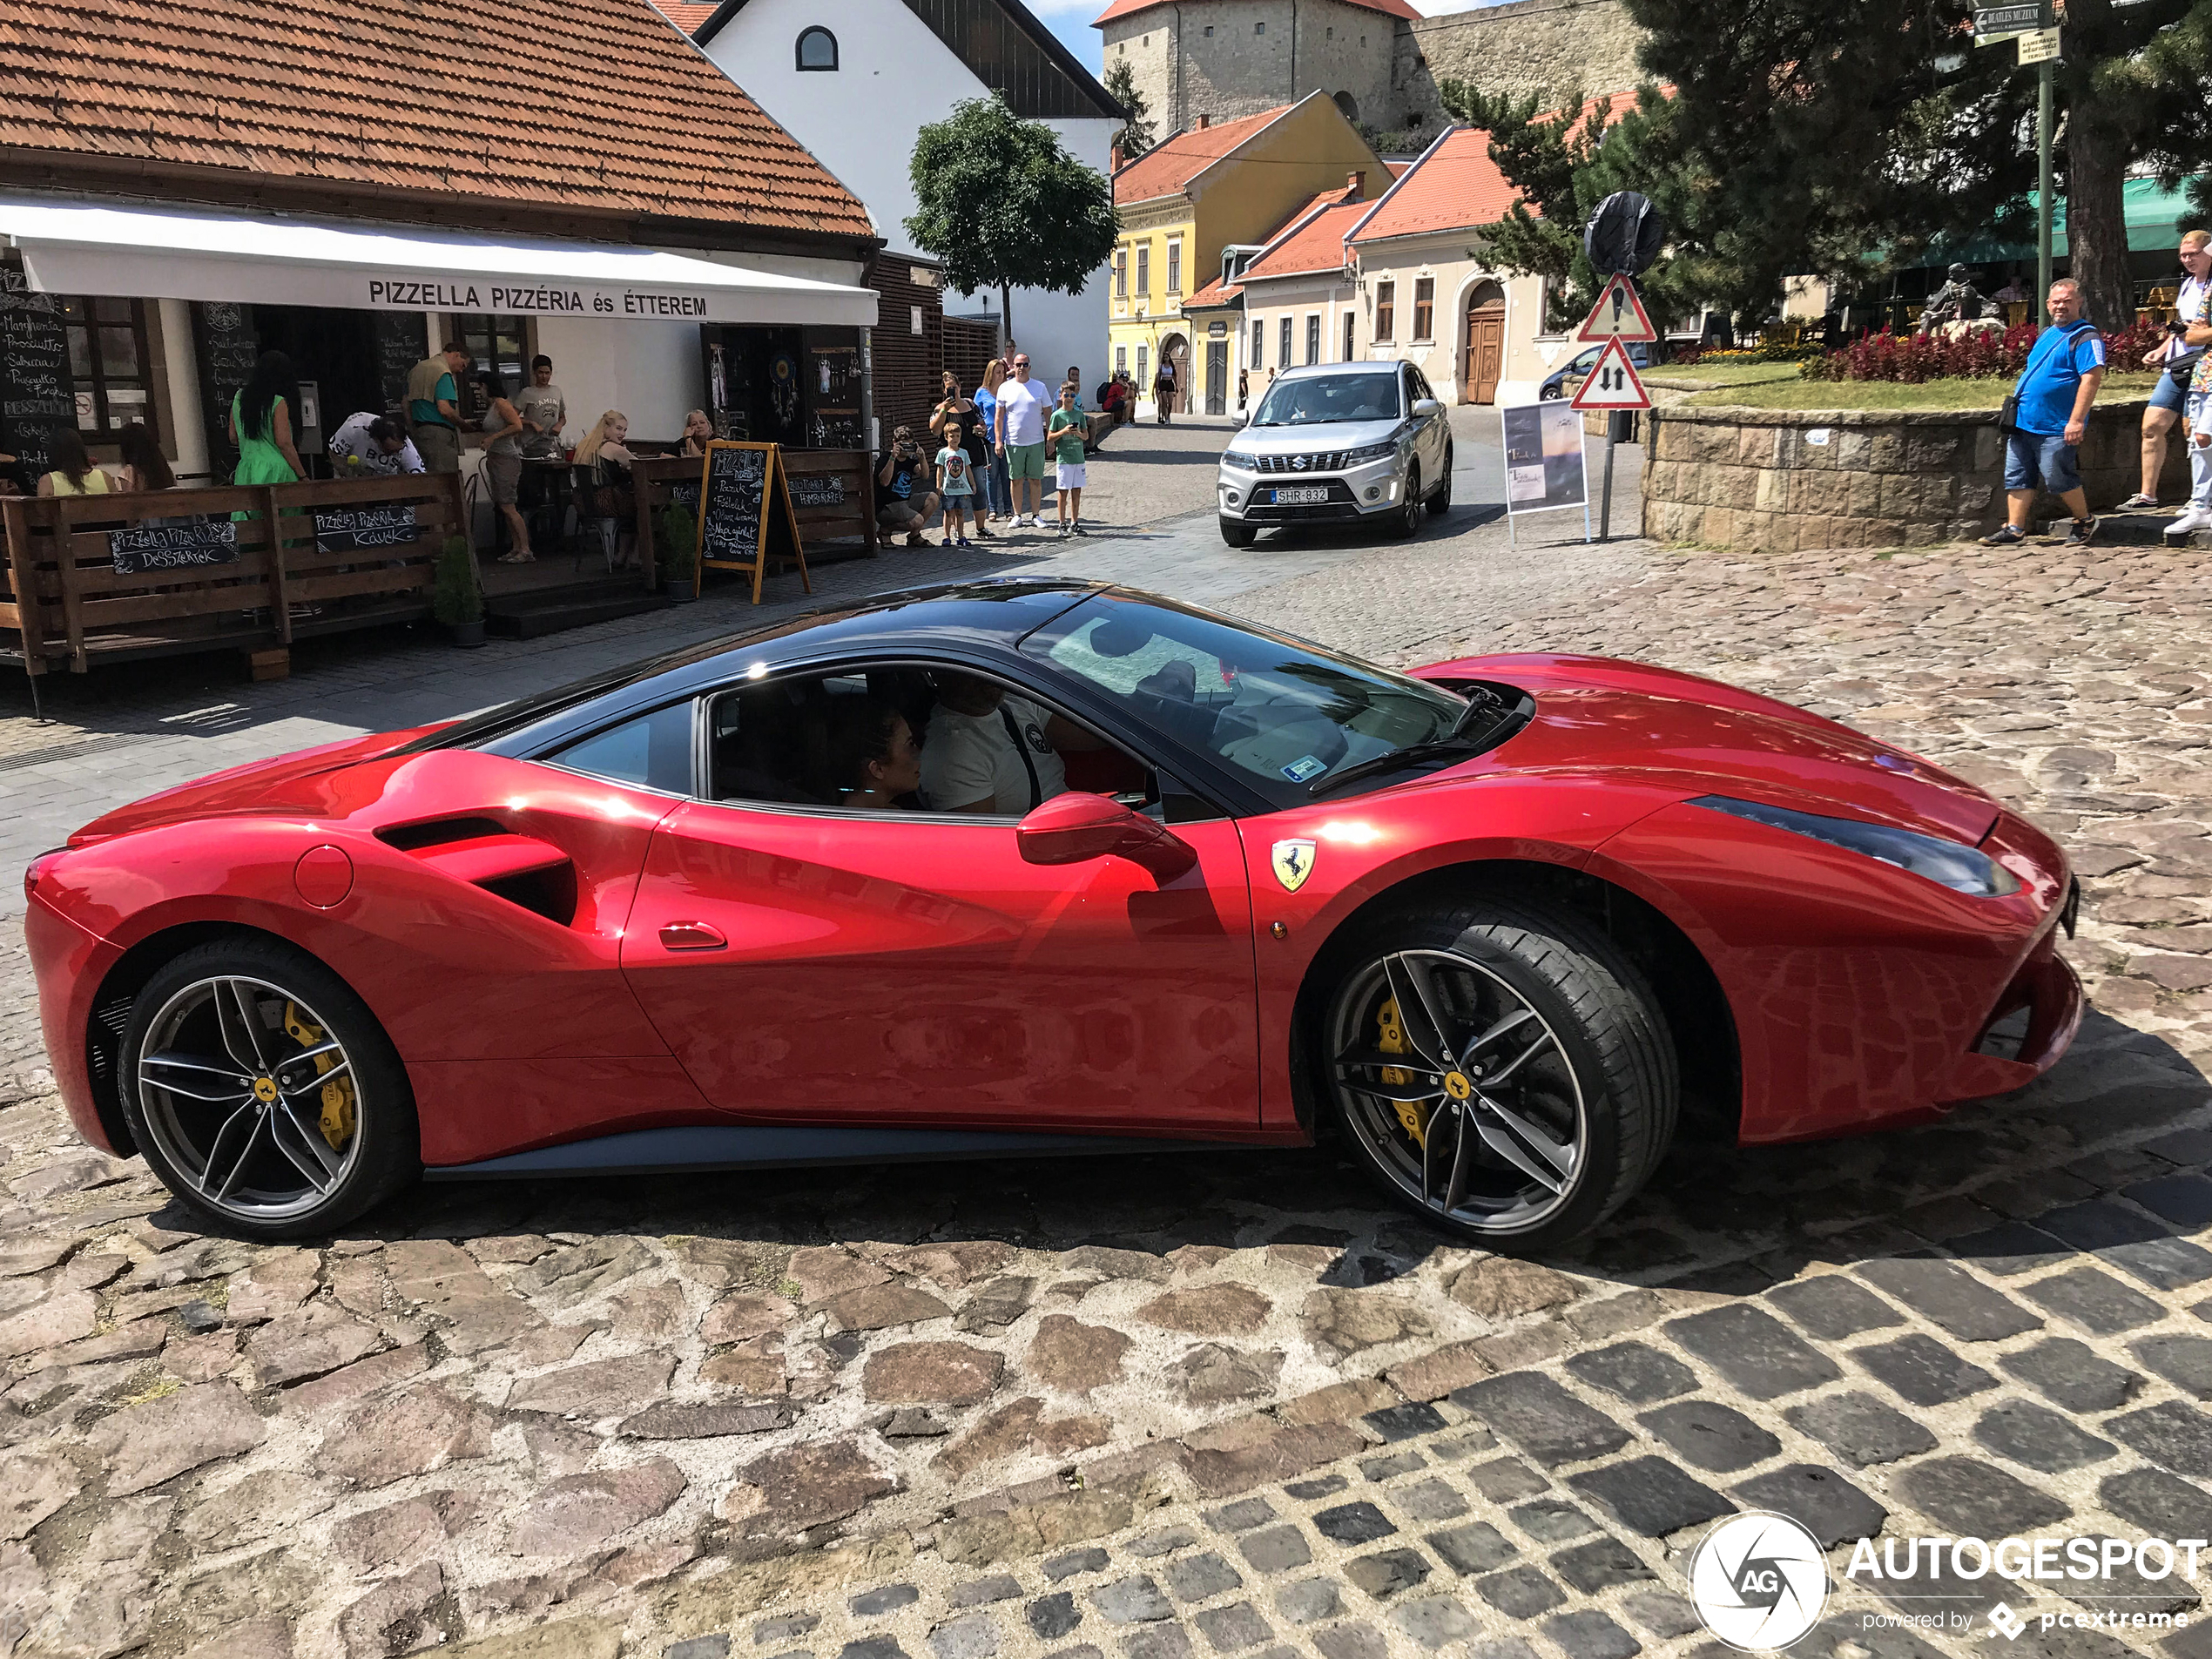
[920,671,1103,815]
[994,354,1053,528]
[2122,230,2212,510]
[327,411,423,475]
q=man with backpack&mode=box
[1984,280,2104,549]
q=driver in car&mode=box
[920,671,1102,815]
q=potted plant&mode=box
[431,534,486,646]
[658,504,700,603]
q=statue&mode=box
[1918,264,1986,334]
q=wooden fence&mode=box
[3,472,464,679]
[631,448,875,600]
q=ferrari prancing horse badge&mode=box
[1271,839,1317,892]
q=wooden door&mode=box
[1466,302,1506,405]
[1204,341,1227,415]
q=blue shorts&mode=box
[2004,431,2081,495]
[2151,368,2188,414]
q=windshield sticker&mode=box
[1281,755,1329,782]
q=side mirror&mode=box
[1015,792,1196,880]
[1412,397,1443,418]
[1233,408,1250,427]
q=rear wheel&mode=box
[121,939,420,1238]
[1322,898,1676,1251]
[1429,447,1454,516]
[1220,516,1258,548]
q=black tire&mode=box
[1219,516,1258,548]
[1392,464,1424,539]
[1319,896,1677,1253]
[120,937,421,1238]
[1429,447,1453,516]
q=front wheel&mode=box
[1219,516,1258,548]
[120,938,421,1238]
[1391,465,1424,539]
[1321,898,1677,1251]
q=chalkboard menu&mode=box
[374,314,426,420]
[109,522,240,577]
[787,471,845,509]
[700,442,767,566]
[192,301,260,482]
[314,504,418,555]
[697,441,812,604]
[1,266,73,476]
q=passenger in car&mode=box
[816,696,923,812]
[919,671,1101,815]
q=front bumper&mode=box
[1218,455,1406,522]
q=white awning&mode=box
[0,198,878,328]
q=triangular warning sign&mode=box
[1577,273,1658,343]
[1570,338,1651,411]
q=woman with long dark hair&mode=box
[115,423,176,495]
[37,429,112,497]
[229,351,304,486]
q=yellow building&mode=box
[1109,92,1384,415]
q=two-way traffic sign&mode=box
[1577,273,1658,343]
[1570,338,1651,412]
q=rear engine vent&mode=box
[476,864,578,927]
[377,816,509,852]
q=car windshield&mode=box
[1023,594,1469,806]
[1249,373,1402,428]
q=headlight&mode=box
[1693,795,2020,897]
[1221,450,1258,470]
[1343,439,1398,464]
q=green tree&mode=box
[1435,82,1621,332]
[907,97,1121,347]
[1103,58,1153,161]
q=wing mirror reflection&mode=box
[1015,792,1197,880]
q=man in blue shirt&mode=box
[1985,280,2105,548]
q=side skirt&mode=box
[423,1123,1267,1180]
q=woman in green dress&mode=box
[230,351,305,485]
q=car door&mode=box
[617,664,1261,1133]
[1407,365,1447,477]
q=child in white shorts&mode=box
[1049,384,1087,536]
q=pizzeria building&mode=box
[0,0,880,519]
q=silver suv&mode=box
[1217,361,1453,546]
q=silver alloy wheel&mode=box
[1329,948,1586,1232]
[134,974,364,1223]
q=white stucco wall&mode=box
[531,317,704,444]
[702,0,1111,385]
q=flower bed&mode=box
[1801,319,2167,383]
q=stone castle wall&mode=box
[1393,0,1644,131]
[1103,0,1643,149]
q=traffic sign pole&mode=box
[2037,0,2054,326]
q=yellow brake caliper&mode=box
[1378,998,1426,1148]
[284,1002,356,1150]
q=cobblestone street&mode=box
[4,487,2212,1659]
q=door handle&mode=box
[658,921,728,951]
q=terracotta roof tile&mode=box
[1238,199,1369,283]
[1095,0,1417,24]
[0,0,874,241]
[1113,105,1291,205]
[653,0,719,30]
[1348,126,1519,242]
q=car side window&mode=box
[706,664,1158,819]
[1401,365,1421,408]
[544,701,695,794]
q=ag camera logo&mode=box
[1690,1512,1830,1650]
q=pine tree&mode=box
[1103,59,1154,161]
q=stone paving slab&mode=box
[3,509,2209,1656]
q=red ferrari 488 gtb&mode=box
[25,582,2080,1250]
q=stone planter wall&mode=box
[1642,398,2177,552]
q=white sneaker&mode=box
[2167,506,2210,538]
